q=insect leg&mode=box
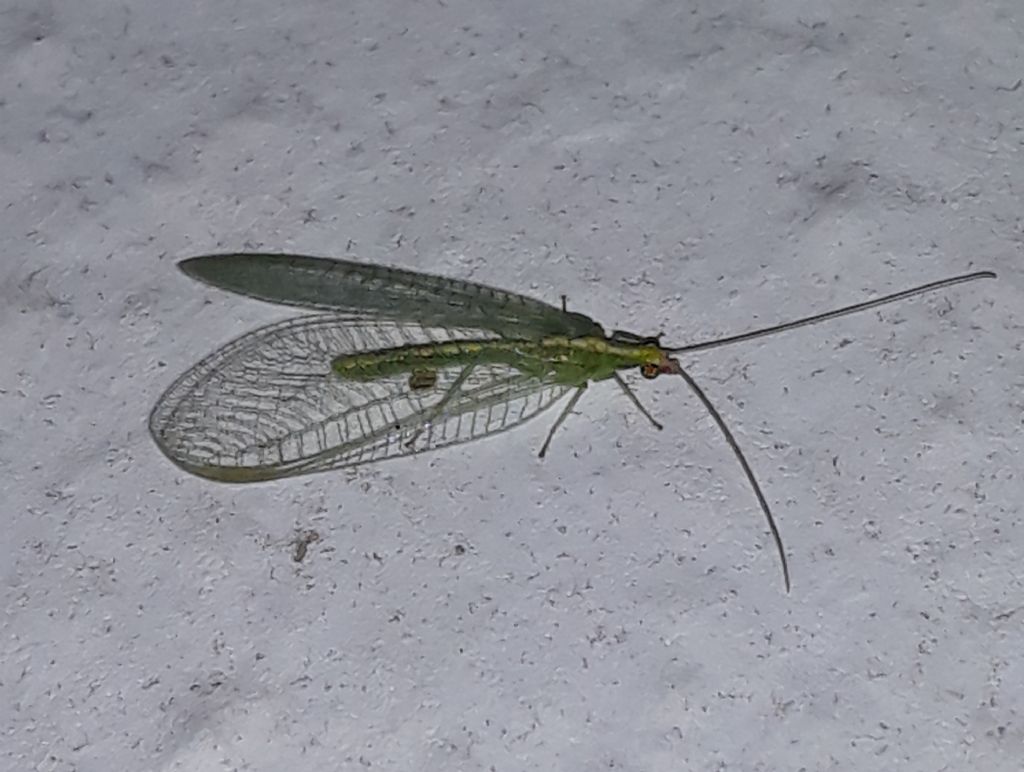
[538,385,587,458]
[404,364,475,449]
[612,372,664,431]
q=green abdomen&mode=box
[331,337,656,386]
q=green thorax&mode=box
[332,336,663,386]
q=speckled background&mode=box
[2,1,1021,770]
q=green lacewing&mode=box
[150,253,995,589]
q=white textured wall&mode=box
[2,1,1020,770]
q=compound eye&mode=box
[640,363,660,380]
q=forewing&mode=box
[149,315,572,482]
[178,253,605,340]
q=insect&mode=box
[150,253,995,589]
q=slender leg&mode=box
[405,365,474,448]
[538,385,587,458]
[612,372,663,431]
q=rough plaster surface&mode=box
[1,1,1021,770]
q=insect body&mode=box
[150,253,994,590]
[332,335,665,385]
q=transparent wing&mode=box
[177,253,605,340]
[149,315,572,482]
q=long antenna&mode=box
[664,268,995,591]
[670,270,995,354]
[670,362,791,592]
